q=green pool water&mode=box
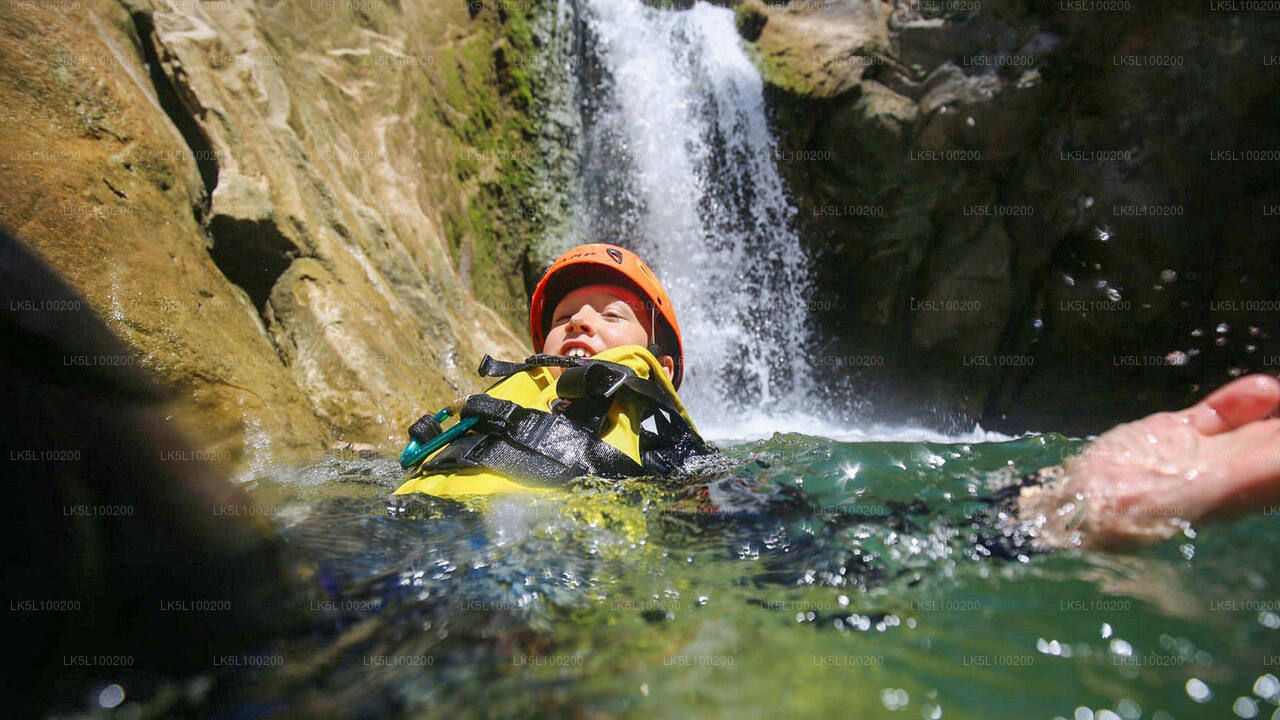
[218,433,1280,720]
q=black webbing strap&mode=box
[477,355,537,378]
[477,353,585,378]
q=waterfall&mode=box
[538,0,818,435]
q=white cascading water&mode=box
[541,0,817,437]
[538,0,1010,443]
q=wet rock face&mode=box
[750,0,1280,434]
[0,0,541,462]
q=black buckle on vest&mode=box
[459,394,518,426]
[408,413,443,443]
[555,362,629,402]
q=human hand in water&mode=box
[1018,374,1280,550]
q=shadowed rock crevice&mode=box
[206,214,299,311]
[129,10,219,202]
[131,9,301,314]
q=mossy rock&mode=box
[735,1,767,42]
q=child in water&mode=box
[394,243,706,498]
[403,243,1280,552]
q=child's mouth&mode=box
[563,347,591,359]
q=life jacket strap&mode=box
[419,395,646,485]
[405,353,715,485]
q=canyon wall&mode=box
[743,0,1280,434]
[0,0,548,465]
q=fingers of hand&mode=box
[1185,374,1280,436]
[1203,418,1280,516]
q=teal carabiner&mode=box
[398,408,478,470]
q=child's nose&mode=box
[567,307,598,334]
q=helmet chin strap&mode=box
[645,304,664,362]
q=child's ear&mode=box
[659,355,675,381]
[645,344,676,381]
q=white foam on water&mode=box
[699,411,1019,445]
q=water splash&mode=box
[233,414,277,483]
[703,412,1017,446]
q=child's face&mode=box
[543,284,652,359]
[543,284,677,381]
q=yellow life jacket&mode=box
[393,345,706,499]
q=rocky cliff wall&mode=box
[741,0,1280,434]
[0,0,547,465]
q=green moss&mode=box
[742,40,816,98]
[423,0,550,333]
[454,148,478,181]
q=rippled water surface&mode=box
[203,433,1280,720]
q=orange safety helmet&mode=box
[529,243,685,389]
